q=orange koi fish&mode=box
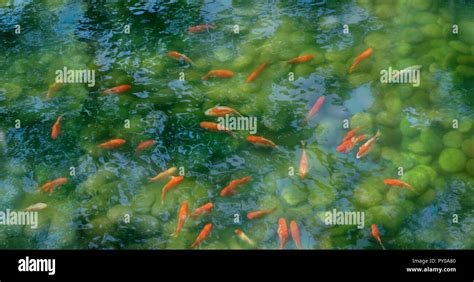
[290,220,302,249]
[277,218,289,250]
[24,203,48,212]
[220,177,252,197]
[51,115,63,140]
[348,47,373,74]
[246,136,277,148]
[134,140,156,155]
[39,177,68,193]
[202,70,234,80]
[149,167,177,182]
[47,82,62,99]
[371,224,385,250]
[199,121,235,136]
[342,126,361,142]
[299,141,308,180]
[102,84,131,94]
[188,24,215,33]
[303,96,325,124]
[173,201,188,237]
[287,54,315,64]
[246,62,270,83]
[235,229,256,246]
[168,51,193,64]
[191,223,212,249]
[161,176,185,204]
[336,134,368,153]
[356,130,381,159]
[247,208,275,220]
[98,139,126,149]
[384,179,414,191]
[190,203,214,218]
[205,106,242,117]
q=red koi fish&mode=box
[246,62,270,83]
[356,130,381,159]
[134,140,156,155]
[348,47,373,74]
[39,177,68,193]
[188,24,215,33]
[371,224,385,250]
[205,106,242,117]
[173,201,188,237]
[220,177,252,197]
[303,96,325,124]
[287,54,314,64]
[191,223,212,249]
[168,51,193,64]
[235,229,256,246]
[336,134,368,153]
[290,220,302,249]
[384,179,414,191]
[342,126,361,142]
[247,208,275,220]
[202,70,234,80]
[246,136,277,148]
[190,203,214,218]
[299,141,308,179]
[161,176,184,204]
[102,84,131,94]
[278,218,289,249]
[98,139,126,149]
[51,115,63,140]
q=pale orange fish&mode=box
[24,203,48,212]
[205,106,242,117]
[220,177,252,197]
[102,84,131,94]
[246,136,277,148]
[39,177,68,193]
[246,62,270,83]
[149,167,177,182]
[190,203,213,218]
[168,51,193,64]
[356,130,381,159]
[202,70,234,80]
[384,179,414,191]
[371,224,385,250]
[303,96,325,124]
[161,176,185,204]
[348,47,373,74]
[173,201,188,238]
[191,223,212,249]
[287,54,315,64]
[235,229,256,246]
[47,82,62,99]
[247,208,275,220]
[188,24,215,33]
[199,121,235,136]
[51,115,63,140]
[277,218,289,249]
[299,141,308,180]
[290,220,302,250]
[134,140,156,155]
[97,139,126,149]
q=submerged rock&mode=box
[438,148,467,173]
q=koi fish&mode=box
[246,136,277,148]
[173,201,188,237]
[303,96,325,124]
[168,51,193,64]
[235,229,256,246]
[392,65,422,80]
[246,62,270,83]
[356,130,381,159]
[342,126,361,142]
[348,47,373,74]
[336,134,368,153]
[371,224,385,250]
[51,115,63,140]
[205,106,242,117]
[161,176,184,204]
[299,141,308,180]
[287,54,315,64]
[188,24,215,33]
[199,121,235,136]
[102,84,131,94]
[47,82,61,99]
[39,178,68,193]
[24,203,48,212]
[149,167,177,182]
[134,140,156,155]
[202,70,234,80]
[191,223,212,249]
[247,208,275,220]
[384,179,414,191]
[220,177,252,197]
[98,139,126,149]
[277,218,289,250]
[190,203,213,218]
[290,220,302,249]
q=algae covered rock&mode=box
[351,112,373,130]
[419,129,443,154]
[466,159,474,177]
[462,138,474,158]
[399,118,420,137]
[442,131,463,148]
[438,148,467,173]
[281,187,307,206]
